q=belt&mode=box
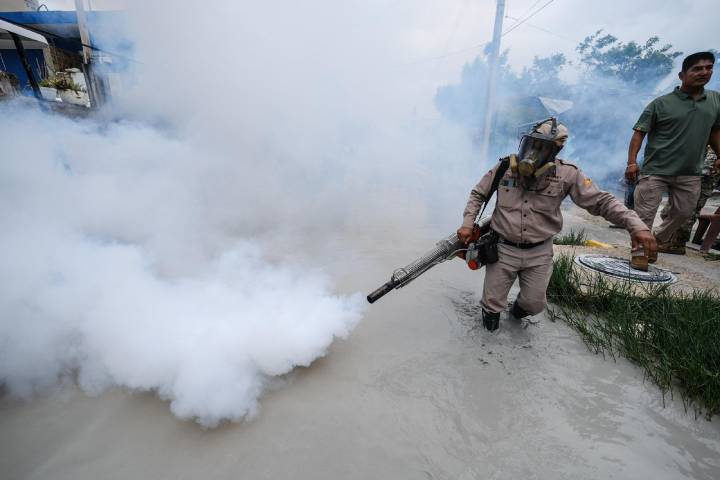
[500,237,546,249]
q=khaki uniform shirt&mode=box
[462,159,649,243]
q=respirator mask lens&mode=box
[517,136,558,176]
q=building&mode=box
[0,1,49,95]
[0,1,125,107]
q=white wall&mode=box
[0,1,39,12]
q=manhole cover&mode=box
[574,254,677,284]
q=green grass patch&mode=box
[553,229,586,245]
[547,253,720,419]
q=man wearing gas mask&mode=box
[457,118,657,331]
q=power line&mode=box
[504,14,576,43]
[520,0,545,17]
[403,0,557,66]
[501,0,556,37]
[440,2,467,56]
[430,0,467,70]
[402,40,492,66]
[505,0,544,31]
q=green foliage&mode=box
[39,74,83,92]
[547,253,720,419]
[434,50,570,154]
[553,229,586,245]
[577,30,682,86]
[434,31,687,182]
[519,53,569,96]
[435,50,523,129]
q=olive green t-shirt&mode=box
[634,87,720,176]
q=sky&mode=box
[41,1,720,67]
[37,0,720,110]
[397,0,720,97]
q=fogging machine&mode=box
[366,156,511,304]
[366,217,497,303]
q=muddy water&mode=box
[1,225,719,480]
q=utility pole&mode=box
[74,0,103,107]
[74,0,92,64]
[479,0,505,163]
[9,32,41,100]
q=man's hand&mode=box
[631,229,657,262]
[627,130,646,182]
[625,163,640,183]
[457,226,474,245]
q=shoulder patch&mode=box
[583,177,592,187]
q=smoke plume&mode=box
[0,1,478,426]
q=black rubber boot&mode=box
[482,309,500,332]
[510,301,530,320]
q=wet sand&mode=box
[2,213,720,479]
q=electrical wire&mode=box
[504,14,575,42]
[402,40,492,66]
[403,0,558,66]
[503,0,543,32]
[518,0,545,20]
[501,0,556,37]
[436,1,467,64]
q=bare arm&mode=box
[625,129,646,182]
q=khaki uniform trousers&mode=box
[481,238,554,315]
[660,172,720,245]
[633,175,701,244]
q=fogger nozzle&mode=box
[367,282,395,304]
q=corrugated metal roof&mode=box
[0,18,47,44]
[537,96,573,115]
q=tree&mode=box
[518,53,568,97]
[434,50,522,131]
[434,51,566,155]
[434,32,685,183]
[577,30,682,87]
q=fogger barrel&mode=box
[367,217,491,304]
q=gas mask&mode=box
[516,117,562,178]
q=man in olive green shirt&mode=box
[626,52,720,252]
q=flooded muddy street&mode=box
[2,225,719,480]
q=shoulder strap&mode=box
[479,157,511,218]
